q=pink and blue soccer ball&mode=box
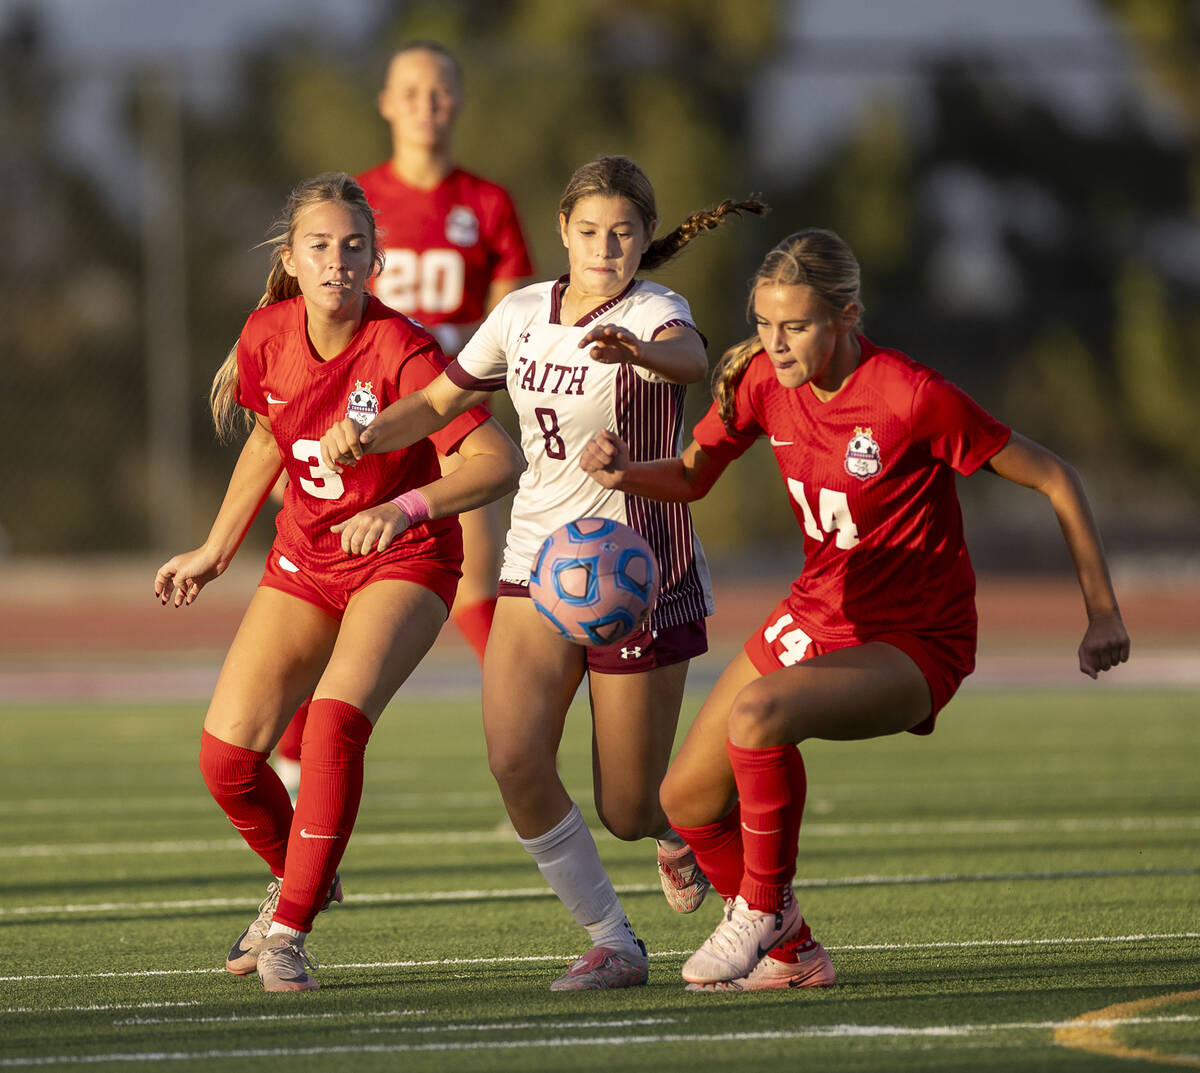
[529,517,659,646]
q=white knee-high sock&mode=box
[518,803,640,955]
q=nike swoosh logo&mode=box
[299,828,339,840]
[230,822,257,831]
[267,393,288,405]
[787,964,826,987]
[769,435,793,446]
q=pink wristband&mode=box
[389,488,431,526]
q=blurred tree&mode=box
[0,8,144,554]
[5,0,1198,566]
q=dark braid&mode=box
[641,198,769,272]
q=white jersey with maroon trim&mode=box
[449,276,714,631]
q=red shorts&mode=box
[744,594,976,735]
[260,542,461,621]
[498,581,708,675]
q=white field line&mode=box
[112,1015,675,1031]
[2,864,1197,921]
[2,932,1197,985]
[0,791,503,816]
[2,1015,1199,1066]
[2,865,1197,920]
[5,814,1199,859]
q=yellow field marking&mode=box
[1055,990,1200,1067]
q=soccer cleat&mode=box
[550,940,650,991]
[684,940,835,992]
[224,873,342,975]
[256,933,319,992]
[681,893,802,984]
[657,842,711,914]
[225,880,281,975]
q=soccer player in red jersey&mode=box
[271,41,534,800]
[154,173,523,993]
[359,40,533,661]
[581,228,1130,991]
[320,157,766,990]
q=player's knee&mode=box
[728,683,794,748]
[596,797,661,842]
[486,743,551,798]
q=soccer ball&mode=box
[529,517,659,646]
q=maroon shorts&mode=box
[498,580,708,675]
[260,542,461,621]
[744,594,976,735]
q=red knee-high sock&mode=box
[726,741,806,912]
[276,697,310,763]
[451,597,495,665]
[198,730,293,877]
[273,699,372,932]
[669,805,745,901]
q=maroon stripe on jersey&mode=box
[446,358,505,392]
[614,364,711,630]
[651,317,707,349]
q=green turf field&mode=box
[1,687,1197,1071]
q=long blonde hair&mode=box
[712,229,863,425]
[209,172,384,440]
[557,155,767,273]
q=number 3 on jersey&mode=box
[292,439,345,500]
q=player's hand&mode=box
[580,429,630,489]
[154,547,222,608]
[581,324,641,366]
[320,418,370,472]
[1077,610,1130,678]
[331,504,411,556]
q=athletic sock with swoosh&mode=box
[726,741,806,912]
[199,730,292,876]
[274,699,372,932]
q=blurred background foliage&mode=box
[1,0,1196,572]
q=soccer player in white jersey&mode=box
[320,156,765,989]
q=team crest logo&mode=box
[346,380,379,425]
[445,206,479,247]
[844,426,882,480]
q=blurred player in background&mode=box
[360,40,533,658]
[271,41,533,797]
[320,155,766,990]
[582,227,1130,991]
[155,172,522,993]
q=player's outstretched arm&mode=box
[984,431,1131,678]
[319,371,489,472]
[330,417,523,556]
[155,418,283,607]
[580,324,707,384]
[581,431,727,502]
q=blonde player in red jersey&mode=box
[581,228,1130,991]
[154,172,523,993]
[320,156,766,990]
[271,42,534,797]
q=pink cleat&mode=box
[550,940,649,991]
[685,939,835,991]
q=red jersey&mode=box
[693,338,1011,641]
[235,295,488,578]
[355,164,533,329]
